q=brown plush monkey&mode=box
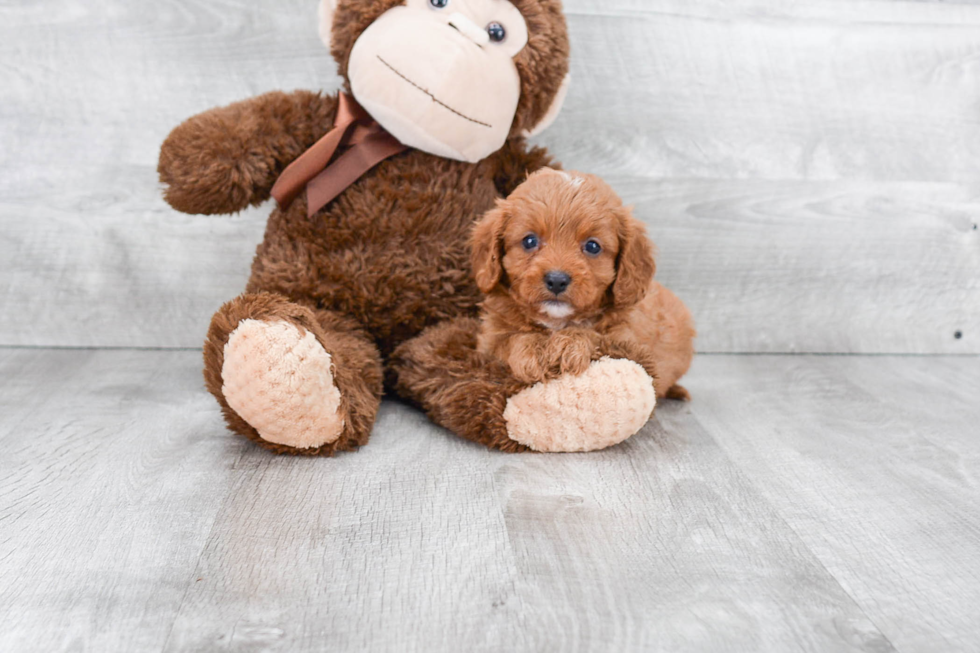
[158,0,658,455]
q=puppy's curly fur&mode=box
[472,169,695,399]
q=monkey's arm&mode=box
[158,90,338,215]
[492,138,561,198]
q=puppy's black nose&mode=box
[544,271,571,295]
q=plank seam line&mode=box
[159,449,253,652]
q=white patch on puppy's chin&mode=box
[541,301,574,320]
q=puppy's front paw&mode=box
[547,330,601,377]
[509,352,551,385]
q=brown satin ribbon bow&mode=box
[271,93,408,217]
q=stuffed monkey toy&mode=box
[158,0,658,455]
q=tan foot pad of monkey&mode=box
[222,319,345,449]
[160,0,663,454]
[502,358,658,453]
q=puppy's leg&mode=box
[503,334,553,385]
[546,328,603,377]
[492,331,599,384]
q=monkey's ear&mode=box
[472,205,509,294]
[318,0,338,50]
[612,208,656,308]
[522,73,571,138]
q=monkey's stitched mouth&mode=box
[376,56,492,129]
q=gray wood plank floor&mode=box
[1,350,977,652]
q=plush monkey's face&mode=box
[321,0,570,163]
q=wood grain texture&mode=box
[683,354,980,652]
[161,407,531,653]
[556,0,980,183]
[490,419,895,652]
[0,348,249,652]
[3,349,979,651]
[2,0,979,352]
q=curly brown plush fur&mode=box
[159,0,574,454]
[159,91,337,216]
[388,318,532,453]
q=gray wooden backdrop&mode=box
[1,0,979,353]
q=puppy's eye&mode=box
[429,0,449,8]
[583,240,602,256]
[522,234,540,251]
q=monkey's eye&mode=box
[487,22,506,43]
[429,0,449,8]
[522,234,540,251]
[583,240,602,256]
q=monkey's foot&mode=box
[221,319,345,449]
[503,357,656,453]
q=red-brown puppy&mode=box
[472,168,695,399]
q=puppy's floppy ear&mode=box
[471,203,509,294]
[612,208,656,308]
